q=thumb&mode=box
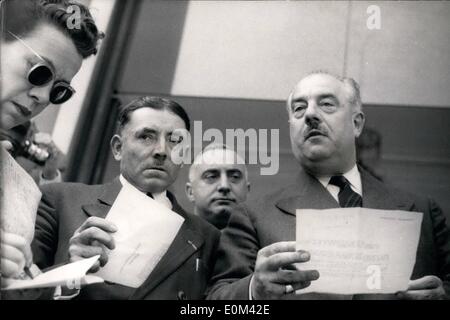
[1,140,14,151]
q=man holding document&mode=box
[28,96,220,299]
[207,71,450,300]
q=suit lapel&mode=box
[360,168,414,211]
[81,178,122,218]
[130,195,204,299]
[275,169,339,216]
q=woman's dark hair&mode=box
[3,0,103,58]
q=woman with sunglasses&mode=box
[1,0,103,285]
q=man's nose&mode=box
[217,174,231,193]
[153,136,167,161]
[28,83,52,106]
[304,102,321,127]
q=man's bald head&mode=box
[186,144,250,229]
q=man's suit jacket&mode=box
[207,167,450,299]
[31,178,221,300]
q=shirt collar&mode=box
[316,164,362,195]
[119,174,168,200]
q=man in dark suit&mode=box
[31,96,220,299]
[207,71,450,300]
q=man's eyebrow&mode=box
[290,97,307,108]
[135,127,158,134]
[317,94,338,101]
[201,169,219,176]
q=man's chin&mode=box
[138,178,171,193]
[301,147,332,162]
[211,205,233,215]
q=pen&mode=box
[195,258,200,272]
[24,267,34,279]
[24,264,41,279]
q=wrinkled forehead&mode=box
[126,108,186,132]
[194,149,246,166]
[291,74,347,101]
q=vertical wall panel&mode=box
[346,1,450,107]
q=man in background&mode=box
[186,144,250,230]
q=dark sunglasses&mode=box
[9,30,75,105]
[27,63,75,105]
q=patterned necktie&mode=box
[329,175,363,207]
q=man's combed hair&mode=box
[3,0,103,58]
[117,96,191,133]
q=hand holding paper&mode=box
[68,216,117,272]
[0,232,33,278]
[94,183,184,288]
[2,256,103,291]
[397,275,446,300]
[251,241,319,300]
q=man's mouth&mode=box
[147,166,166,173]
[12,102,32,117]
[212,197,236,204]
[305,129,326,140]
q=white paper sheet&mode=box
[94,184,185,288]
[0,147,42,244]
[296,207,423,295]
[2,256,103,290]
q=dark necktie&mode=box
[329,175,362,207]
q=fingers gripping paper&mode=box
[296,208,423,295]
[94,185,185,288]
[0,147,41,244]
[2,256,103,290]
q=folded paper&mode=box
[2,256,103,290]
[0,147,41,244]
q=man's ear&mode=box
[110,134,123,161]
[353,112,365,138]
[185,182,195,203]
[241,182,251,201]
